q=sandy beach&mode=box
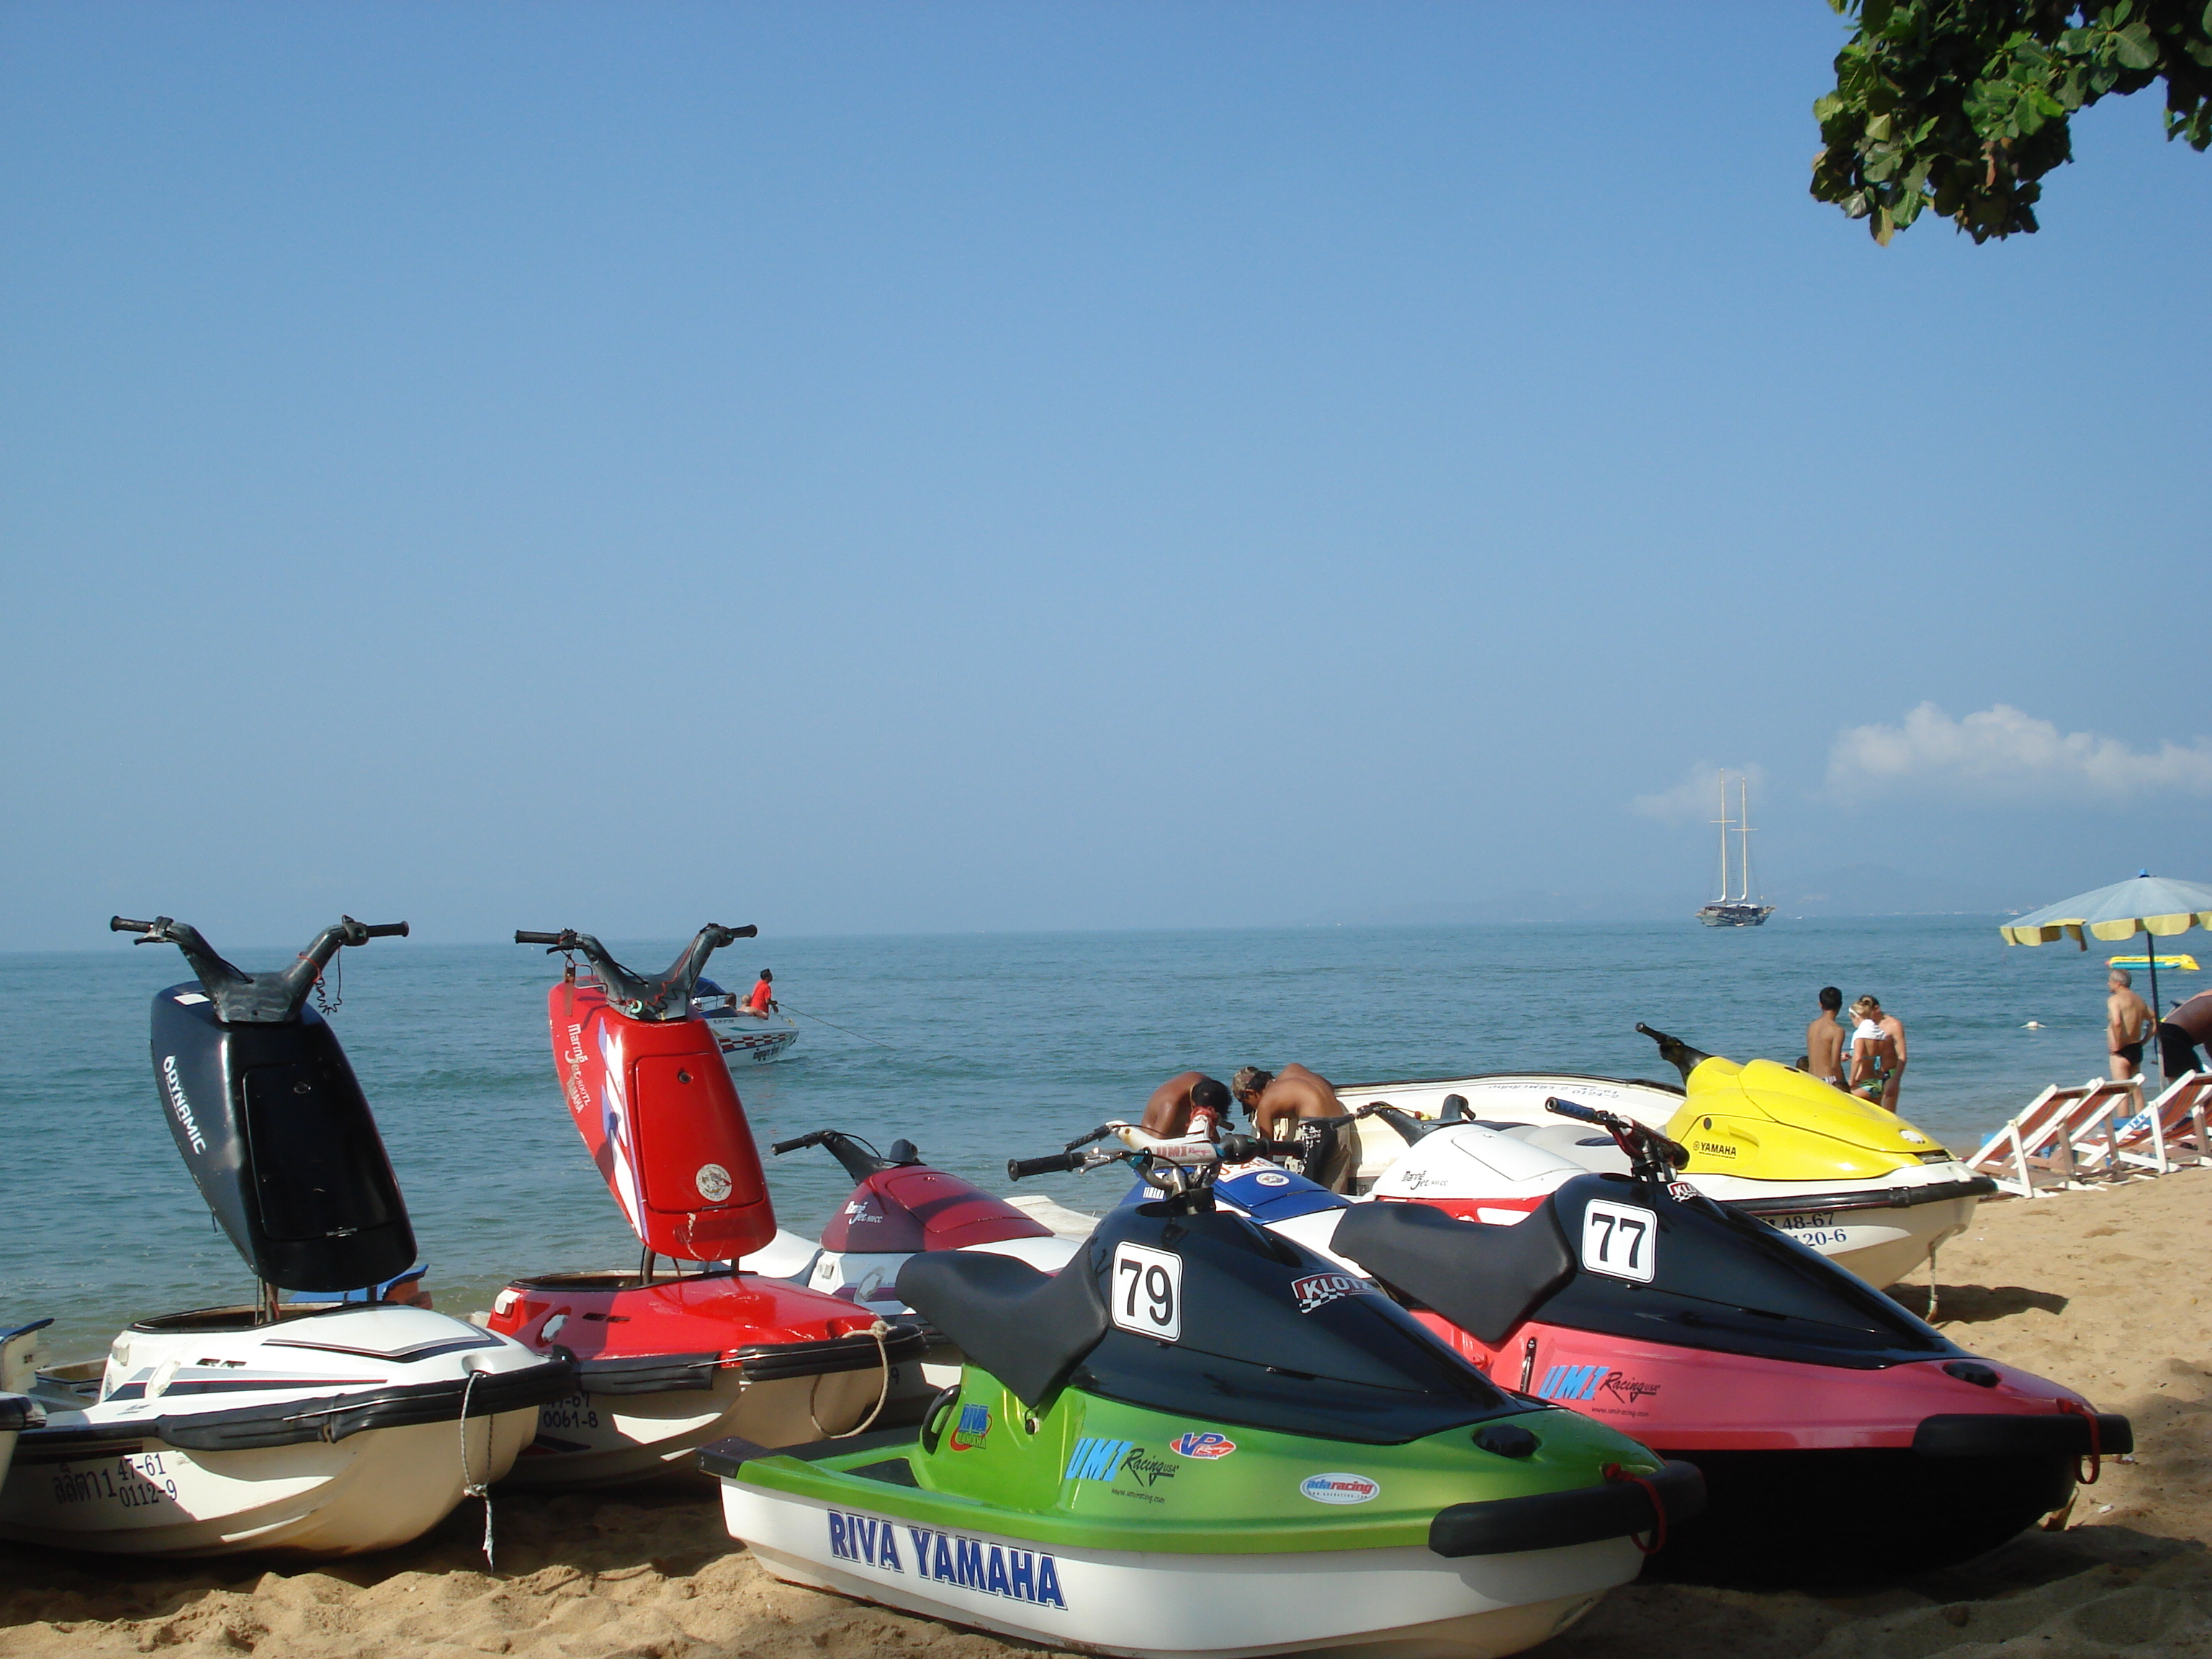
[5,1169,2208,1659]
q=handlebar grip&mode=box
[733,924,758,938]
[770,1134,819,1156]
[1545,1096,1605,1124]
[109,917,153,933]
[514,931,566,945]
[1009,1152,1081,1180]
[359,922,409,938]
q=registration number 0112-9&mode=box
[1110,1243,1182,1343]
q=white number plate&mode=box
[1581,1200,1657,1282]
[1111,1242,1183,1342]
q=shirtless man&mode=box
[1232,1064,1354,1190]
[2105,969,2153,1080]
[1849,995,1907,1110]
[1805,986,1846,1086]
[1136,1071,1233,1140]
[2158,989,2212,1079]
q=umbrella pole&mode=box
[2147,928,2165,1085]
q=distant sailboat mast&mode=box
[1712,771,1733,905]
[1736,776,1758,904]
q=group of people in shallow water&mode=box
[1136,1061,1357,1189]
[1803,986,1906,1109]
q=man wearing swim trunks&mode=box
[1233,1063,1354,1190]
[1849,996,1907,1110]
[1805,986,1846,1086]
[2158,989,2212,1078]
[2106,969,2153,1080]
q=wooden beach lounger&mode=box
[2106,1071,2212,1176]
[1968,1078,2144,1197]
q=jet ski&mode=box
[693,979,801,1067]
[703,1133,1704,1659]
[483,929,930,1489]
[1339,1026,1995,1287]
[0,917,571,1559]
[1331,1097,2130,1584]
[750,1130,1083,1388]
[0,1323,45,1496]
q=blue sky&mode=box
[3,3,2206,948]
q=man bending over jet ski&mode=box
[1136,1071,1235,1139]
[1234,1064,1356,1191]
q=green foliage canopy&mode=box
[1810,0,2212,241]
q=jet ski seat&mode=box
[896,1246,1107,1408]
[1335,1200,1576,1346]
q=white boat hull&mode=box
[0,1304,566,1558]
[701,1007,801,1068]
[500,1364,930,1490]
[721,1483,1627,1659]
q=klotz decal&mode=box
[948,1404,991,1452]
[695,1163,733,1203]
[1289,1272,1364,1314]
[1170,1431,1236,1460]
[1300,1472,1380,1505]
[826,1509,1066,1609]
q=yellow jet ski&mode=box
[1336,1027,1994,1288]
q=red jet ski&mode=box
[485,927,929,1488]
[1331,1099,2131,1584]
[760,1130,1081,1386]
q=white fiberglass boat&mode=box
[695,985,801,1067]
[0,1322,45,1497]
[0,916,572,1558]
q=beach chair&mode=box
[1967,1079,2143,1197]
[2107,1071,2212,1175]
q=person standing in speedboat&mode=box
[739,968,777,1018]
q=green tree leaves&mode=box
[1810,1,2212,242]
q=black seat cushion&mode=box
[896,1246,1107,1408]
[1334,1200,1576,1346]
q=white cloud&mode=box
[1827,703,2212,800]
[1633,763,1767,823]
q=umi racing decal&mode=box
[1288,1272,1364,1314]
[1537,1364,1662,1408]
[827,1509,1066,1609]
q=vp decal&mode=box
[1169,1431,1236,1460]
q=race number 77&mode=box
[1110,1242,1183,1342]
[1580,1200,1657,1282]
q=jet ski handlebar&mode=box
[1010,1130,1302,1184]
[513,922,760,1021]
[111,914,409,1024]
[769,1128,922,1182]
[1635,1022,1714,1084]
[1545,1095,1691,1184]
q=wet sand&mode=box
[4,1168,2208,1659]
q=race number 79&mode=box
[1581,1200,1657,1282]
[1111,1242,1183,1342]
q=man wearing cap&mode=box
[1136,1071,1233,1140]
[1233,1063,1354,1190]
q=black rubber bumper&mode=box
[1914,1411,2131,1458]
[1727,1177,1997,1218]
[15,1358,581,1455]
[0,1393,40,1432]
[573,1324,927,1396]
[1429,1460,1706,1557]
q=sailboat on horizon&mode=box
[1696,770,1777,927]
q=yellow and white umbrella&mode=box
[2000,871,2212,1080]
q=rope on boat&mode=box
[2059,1398,2103,1485]
[777,1003,897,1051]
[459,1367,495,1572]
[1603,1463,1668,1555]
[811,1319,894,1439]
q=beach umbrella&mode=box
[1999,871,2212,1082]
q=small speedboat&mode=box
[1338,1026,1995,1287]
[694,980,801,1068]
[753,1129,1081,1387]
[486,929,929,1489]
[0,916,570,1559]
[709,1133,1702,1659]
[1331,1099,2130,1584]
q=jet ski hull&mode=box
[485,1269,934,1489]
[0,1305,567,1558]
[723,1480,1628,1659]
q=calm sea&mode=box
[0,916,2154,1357]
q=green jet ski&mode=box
[703,1133,1702,1659]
